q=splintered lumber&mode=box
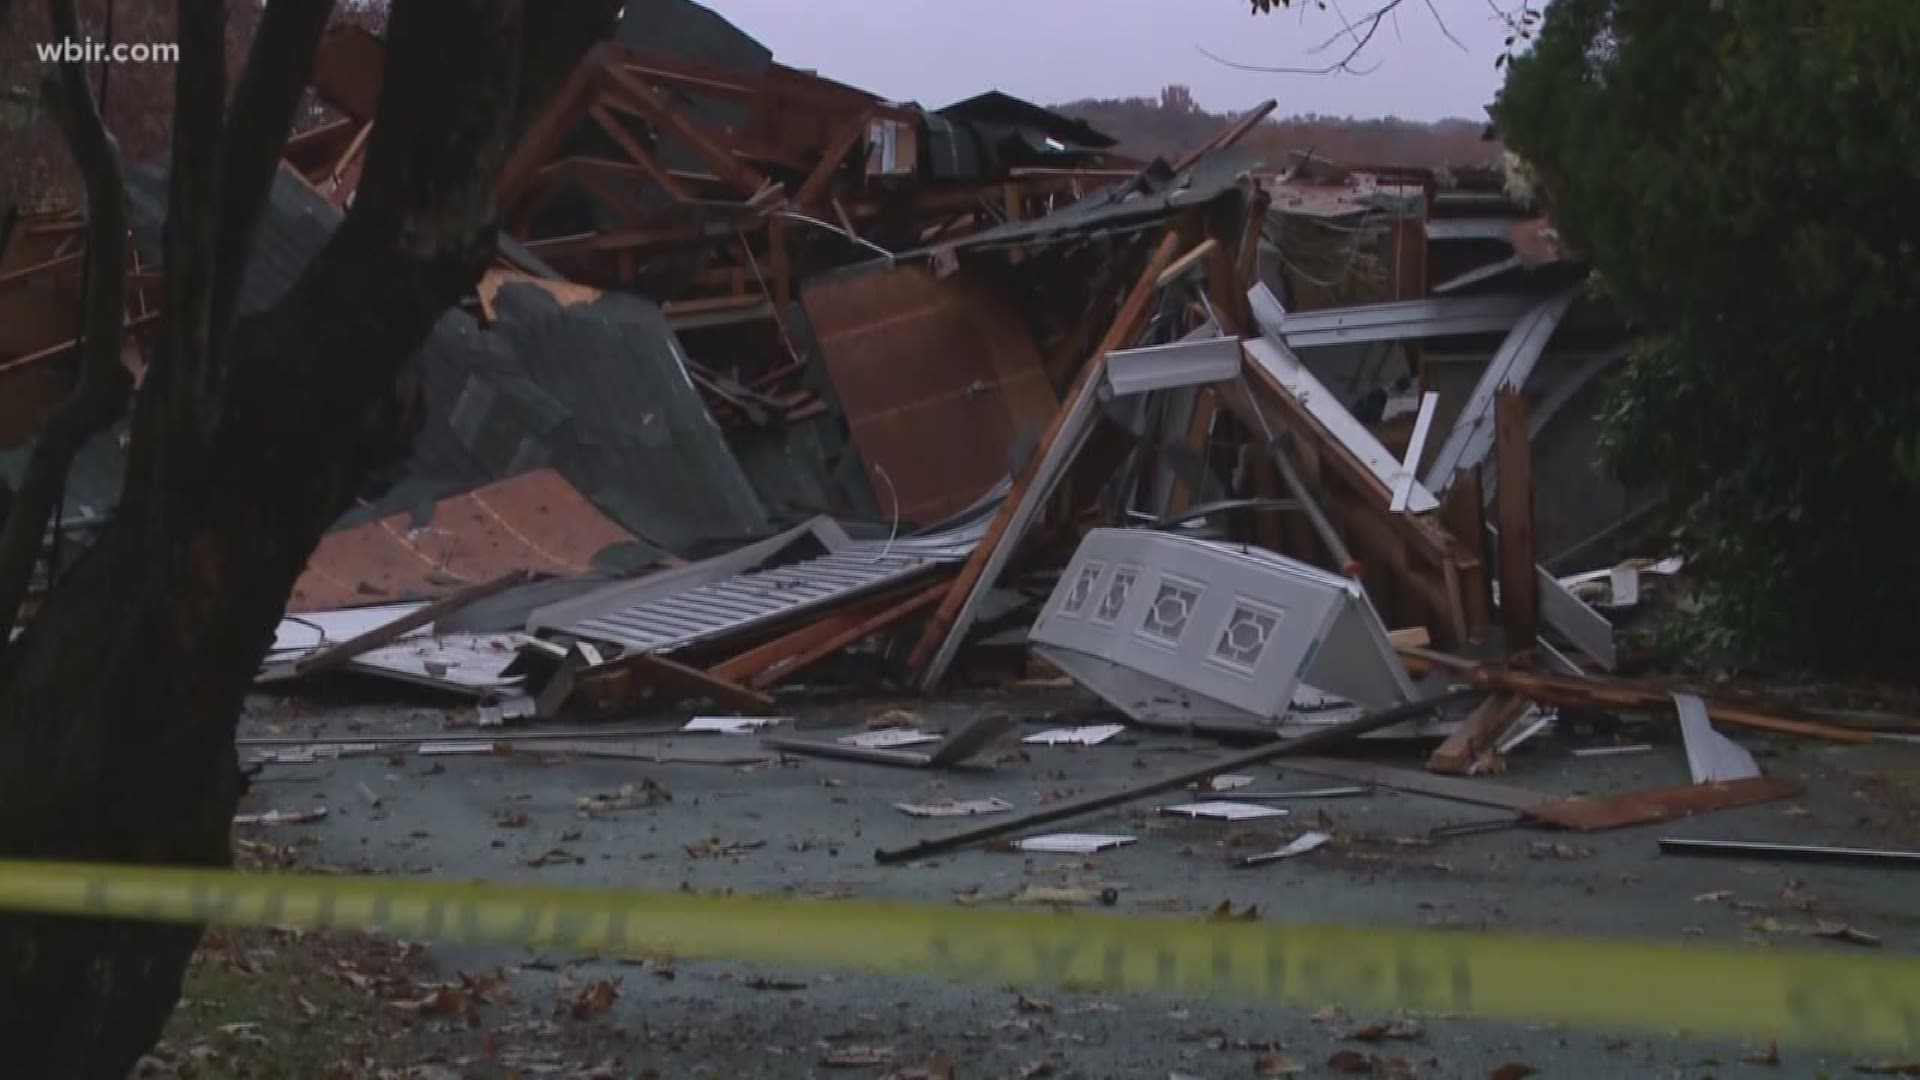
[794,107,874,209]
[575,649,774,714]
[909,229,1184,686]
[259,570,530,682]
[599,61,767,195]
[1527,778,1802,831]
[586,102,693,201]
[873,689,1474,864]
[1154,237,1219,287]
[1174,99,1277,171]
[708,579,950,689]
[1427,693,1529,774]
[1493,388,1538,656]
[1395,655,1872,744]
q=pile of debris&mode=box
[9,1,1909,865]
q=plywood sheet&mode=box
[803,265,1056,523]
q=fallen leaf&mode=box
[1740,1040,1781,1066]
[1310,1005,1344,1024]
[559,978,619,1020]
[1693,890,1732,903]
[880,1052,957,1080]
[1256,1047,1304,1075]
[1327,1050,1375,1075]
[1815,921,1883,947]
[1489,1064,1538,1080]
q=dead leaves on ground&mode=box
[555,977,620,1021]
[1326,1049,1416,1076]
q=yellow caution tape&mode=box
[1,858,1916,1050]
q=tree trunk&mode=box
[0,2,617,1075]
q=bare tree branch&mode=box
[1202,0,1413,75]
[0,0,130,655]
[1209,0,1492,75]
[209,0,337,349]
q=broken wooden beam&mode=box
[708,580,946,687]
[258,570,531,683]
[794,107,873,209]
[1427,693,1529,775]
[747,580,948,690]
[1175,99,1277,172]
[1528,777,1803,831]
[1417,659,1873,744]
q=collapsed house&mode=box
[7,0,1874,858]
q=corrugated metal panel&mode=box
[802,265,1056,525]
[542,507,992,654]
[287,467,641,611]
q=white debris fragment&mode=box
[1022,723,1125,746]
[892,797,1013,818]
[1235,830,1333,867]
[841,728,942,749]
[1159,801,1290,821]
[232,806,329,827]
[1013,833,1136,854]
[682,716,788,735]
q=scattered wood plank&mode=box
[1154,237,1219,287]
[1174,99,1277,172]
[257,570,530,683]
[1386,627,1431,649]
[747,580,948,690]
[1427,693,1529,775]
[1413,660,1874,744]
[708,580,944,686]
[1528,778,1803,831]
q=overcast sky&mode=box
[698,0,1514,121]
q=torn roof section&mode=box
[285,467,646,612]
[113,164,781,561]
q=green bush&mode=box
[1496,0,1920,677]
